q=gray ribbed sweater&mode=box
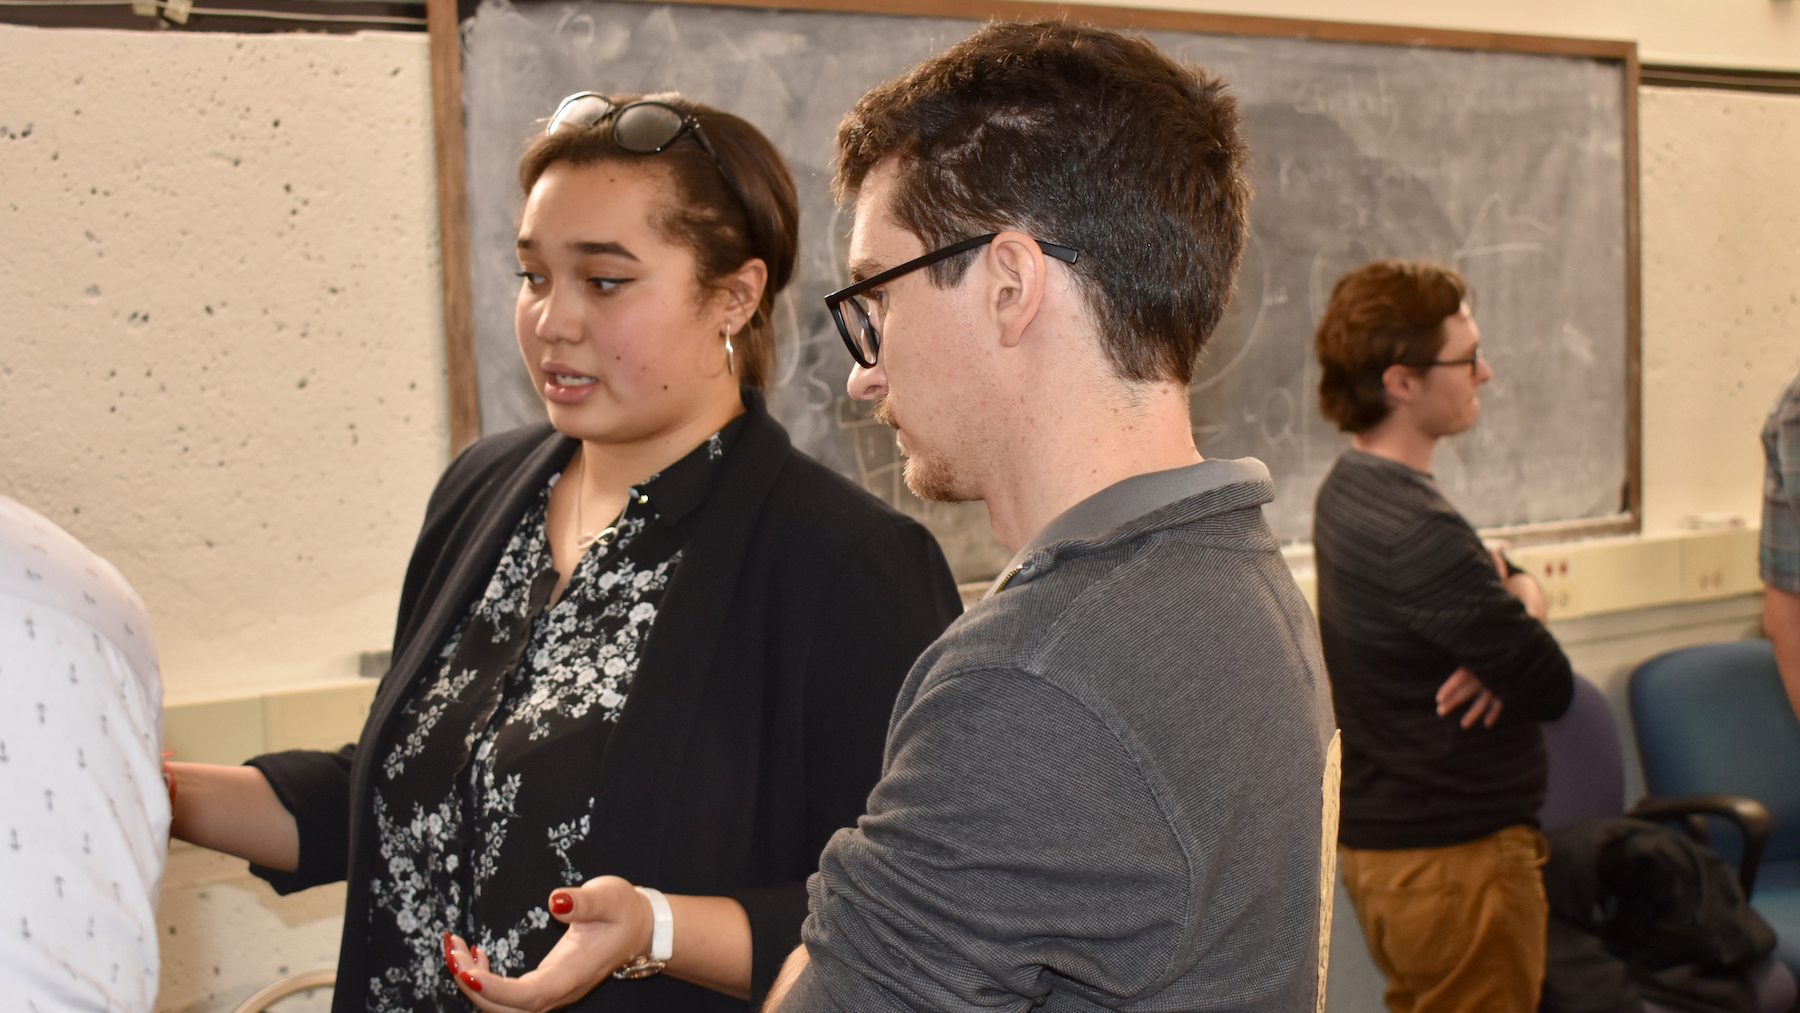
[784,459,1337,1012]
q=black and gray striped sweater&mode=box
[1313,449,1574,851]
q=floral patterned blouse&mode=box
[363,418,742,1012]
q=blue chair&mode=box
[1555,673,1794,1012]
[1631,639,1800,981]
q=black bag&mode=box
[1541,816,1776,1013]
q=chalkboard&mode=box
[458,0,1636,581]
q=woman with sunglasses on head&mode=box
[166,92,962,1013]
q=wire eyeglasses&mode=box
[547,92,752,235]
[824,233,1080,369]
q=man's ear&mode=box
[1380,363,1418,406]
[984,231,1047,349]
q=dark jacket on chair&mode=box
[1543,816,1776,1013]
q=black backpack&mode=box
[1542,816,1776,1013]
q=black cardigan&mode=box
[249,391,962,1012]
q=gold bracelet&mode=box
[613,955,668,980]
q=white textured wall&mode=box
[1639,87,1800,534]
[0,26,449,703]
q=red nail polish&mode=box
[461,972,483,993]
[550,892,573,915]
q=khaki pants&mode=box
[1339,825,1550,1013]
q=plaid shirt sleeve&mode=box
[1761,372,1800,593]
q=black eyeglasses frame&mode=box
[546,91,755,246]
[1424,345,1483,378]
[824,233,1080,369]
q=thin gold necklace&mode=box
[572,453,618,554]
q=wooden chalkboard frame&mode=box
[424,0,1642,544]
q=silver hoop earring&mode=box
[723,324,736,376]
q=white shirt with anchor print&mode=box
[0,495,167,1013]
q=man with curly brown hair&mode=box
[1312,259,1573,1011]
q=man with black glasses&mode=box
[766,20,1337,1013]
[1311,259,1573,1011]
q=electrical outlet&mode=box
[1531,553,1578,617]
[1678,525,1760,601]
[1509,544,1580,618]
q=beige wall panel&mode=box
[1639,87,1800,535]
[1067,0,1800,71]
[163,695,266,767]
[263,679,379,753]
[0,26,451,702]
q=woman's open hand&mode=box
[445,875,653,1013]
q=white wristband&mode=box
[635,886,673,962]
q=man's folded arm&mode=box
[1395,513,1573,722]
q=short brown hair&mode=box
[1315,260,1470,433]
[519,94,798,391]
[833,20,1251,386]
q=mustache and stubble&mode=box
[872,394,962,505]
